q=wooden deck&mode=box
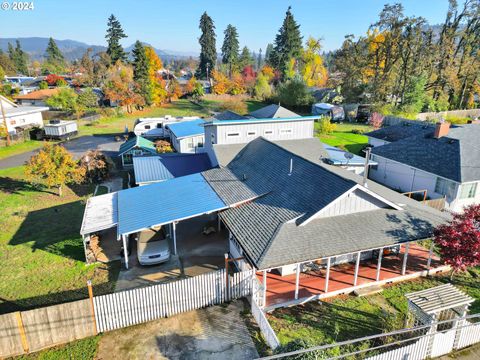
[259,244,445,308]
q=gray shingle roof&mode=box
[214,110,249,121]
[366,123,435,142]
[249,104,299,119]
[204,137,449,270]
[372,124,480,182]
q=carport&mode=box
[117,173,230,269]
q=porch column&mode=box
[122,235,129,269]
[376,247,384,282]
[426,242,434,275]
[325,257,331,293]
[402,243,410,276]
[172,222,177,255]
[82,235,89,264]
[262,270,267,307]
[294,263,301,300]
[353,251,361,286]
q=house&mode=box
[0,95,47,137]
[249,104,299,119]
[43,120,78,139]
[133,153,212,186]
[118,136,157,167]
[213,110,249,121]
[369,122,480,212]
[81,136,448,309]
[14,88,60,107]
[165,118,205,153]
[133,116,198,138]
[366,122,436,147]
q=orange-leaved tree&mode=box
[145,46,168,105]
[25,143,85,196]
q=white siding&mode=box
[176,135,205,154]
[450,181,480,213]
[7,111,44,134]
[214,119,313,145]
[204,125,218,166]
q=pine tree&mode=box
[132,41,152,105]
[45,38,65,65]
[221,24,239,78]
[265,43,274,65]
[257,48,263,70]
[271,6,303,77]
[105,14,128,64]
[239,46,254,69]
[197,12,217,79]
[9,41,29,75]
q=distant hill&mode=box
[0,37,198,62]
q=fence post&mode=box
[87,280,98,335]
[224,253,229,302]
[15,311,29,353]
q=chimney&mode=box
[434,122,450,139]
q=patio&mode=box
[258,243,447,309]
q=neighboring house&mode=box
[0,95,47,136]
[14,88,60,107]
[43,120,78,139]
[249,104,299,119]
[165,118,205,153]
[133,153,212,186]
[81,137,448,309]
[133,116,198,138]
[213,110,249,121]
[369,122,480,212]
[118,136,157,167]
[366,122,435,147]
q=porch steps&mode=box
[354,284,383,297]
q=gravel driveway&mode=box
[0,135,121,169]
[96,301,259,360]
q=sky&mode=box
[0,0,451,54]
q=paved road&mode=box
[0,135,121,169]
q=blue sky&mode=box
[1,0,450,54]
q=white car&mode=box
[137,228,171,265]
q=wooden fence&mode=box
[0,299,95,358]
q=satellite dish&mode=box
[344,151,354,166]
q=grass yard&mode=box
[11,335,101,360]
[0,140,44,161]
[0,166,119,314]
[268,269,480,351]
[317,123,371,155]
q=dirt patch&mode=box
[96,300,258,360]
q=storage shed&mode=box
[166,119,205,153]
[118,136,157,167]
[44,120,78,139]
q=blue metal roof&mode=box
[117,173,226,235]
[322,144,377,166]
[204,115,318,126]
[167,119,205,139]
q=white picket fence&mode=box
[251,299,280,350]
[365,336,430,360]
[457,320,480,349]
[94,269,253,333]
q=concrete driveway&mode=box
[0,135,121,169]
[96,300,259,360]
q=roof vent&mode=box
[288,158,293,176]
[242,174,247,181]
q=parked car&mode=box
[137,227,171,265]
[356,104,373,122]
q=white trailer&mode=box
[133,116,198,139]
[44,120,78,139]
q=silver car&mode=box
[137,228,171,265]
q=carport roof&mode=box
[117,173,227,236]
[81,192,118,235]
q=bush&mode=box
[155,140,173,153]
[77,88,99,109]
[79,150,110,184]
[317,117,337,134]
[45,87,78,111]
[217,99,248,114]
[254,74,272,100]
[351,129,365,135]
[274,76,314,108]
[39,81,48,89]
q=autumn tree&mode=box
[103,61,144,112]
[197,12,217,79]
[221,24,239,77]
[185,76,204,99]
[145,46,167,105]
[254,74,272,100]
[270,7,303,78]
[300,37,328,87]
[369,112,384,129]
[77,88,99,109]
[434,204,480,279]
[25,144,85,196]
[105,14,128,63]
[79,150,110,184]
[211,70,230,94]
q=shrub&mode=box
[254,74,272,100]
[217,99,248,114]
[39,81,48,89]
[317,116,337,134]
[45,87,78,111]
[77,88,99,109]
[369,112,384,129]
[79,150,110,184]
[351,129,365,135]
[155,140,173,153]
[275,76,314,108]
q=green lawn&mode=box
[317,123,371,155]
[268,269,480,350]
[0,140,44,161]
[0,166,119,314]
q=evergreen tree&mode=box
[9,41,29,75]
[132,40,152,105]
[105,14,128,64]
[221,24,239,77]
[265,43,274,65]
[197,12,217,79]
[257,48,263,70]
[238,46,254,69]
[45,38,65,65]
[270,6,303,77]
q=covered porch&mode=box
[257,241,448,310]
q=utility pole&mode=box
[0,97,11,147]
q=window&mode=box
[123,153,133,165]
[197,138,204,148]
[435,177,456,198]
[280,128,292,134]
[211,133,216,144]
[133,150,143,156]
[247,131,256,137]
[459,183,477,199]
[264,130,273,135]
[156,123,162,129]
[144,125,151,130]
[187,137,194,149]
[227,132,240,137]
